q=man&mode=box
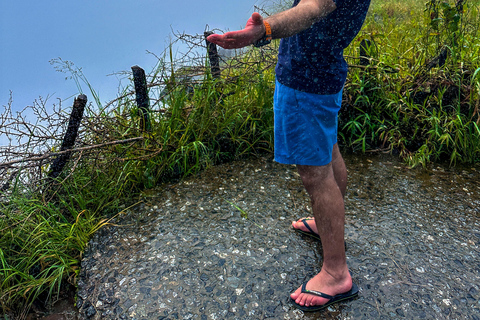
[207,0,370,311]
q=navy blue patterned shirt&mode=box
[275,0,371,94]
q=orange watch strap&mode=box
[264,21,272,41]
[253,19,272,47]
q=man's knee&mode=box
[297,163,335,193]
[331,144,342,162]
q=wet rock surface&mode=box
[77,154,480,319]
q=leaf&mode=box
[440,2,451,10]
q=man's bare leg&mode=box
[291,144,347,234]
[331,144,347,198]
[290,144,352,307]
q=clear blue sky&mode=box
[0,0,260,112]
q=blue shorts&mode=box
[274,80,343,166]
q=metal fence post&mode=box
[131,65,151,132]
[204,31,221,79]
[48,94,87,180]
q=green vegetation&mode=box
[1,46,275,318]
[1,0,479,318]
[341,0,480,165]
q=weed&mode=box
[224,199,263,229]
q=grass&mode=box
[225,199,264,229]
[341,0,480,166]
[1,43,276,319]
[1,0,479,318]
[0,184,115,318]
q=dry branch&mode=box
[0,137,144,169]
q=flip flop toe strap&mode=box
[301,218,316,235]
[300,282,334,300]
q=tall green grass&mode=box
[341,0,480,166]
[0,182,115,317]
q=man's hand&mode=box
[207,12,265,49]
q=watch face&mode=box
[254,38,271,47]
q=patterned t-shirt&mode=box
[275,0,371,94]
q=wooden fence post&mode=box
[131,65,151,132]
[48,94,87,180]
[204,31,221,79]
[359,39,372,66]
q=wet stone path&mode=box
[77,154,480,319]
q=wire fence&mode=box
[0,30,278,196]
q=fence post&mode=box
[131,65,151,132]
[359,39,372,66]
[48,94,87,180]
[204,31,221,79]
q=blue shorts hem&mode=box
[274,155,333,166]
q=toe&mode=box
[305,294,314,306]
[291,217,312,230]
[292,220,302,229]
[291,285,309,306]
[290,285,302,300]
[295,293,307,306]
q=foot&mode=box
[290,269,353,309]
[292,217,319,236]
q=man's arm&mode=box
[207,0,337,49]
[266,0,337,39]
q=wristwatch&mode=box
[253,21,272,47]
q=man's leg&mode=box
[331,144,347,198]
[290,146,352,307]
[291,144,347,234]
